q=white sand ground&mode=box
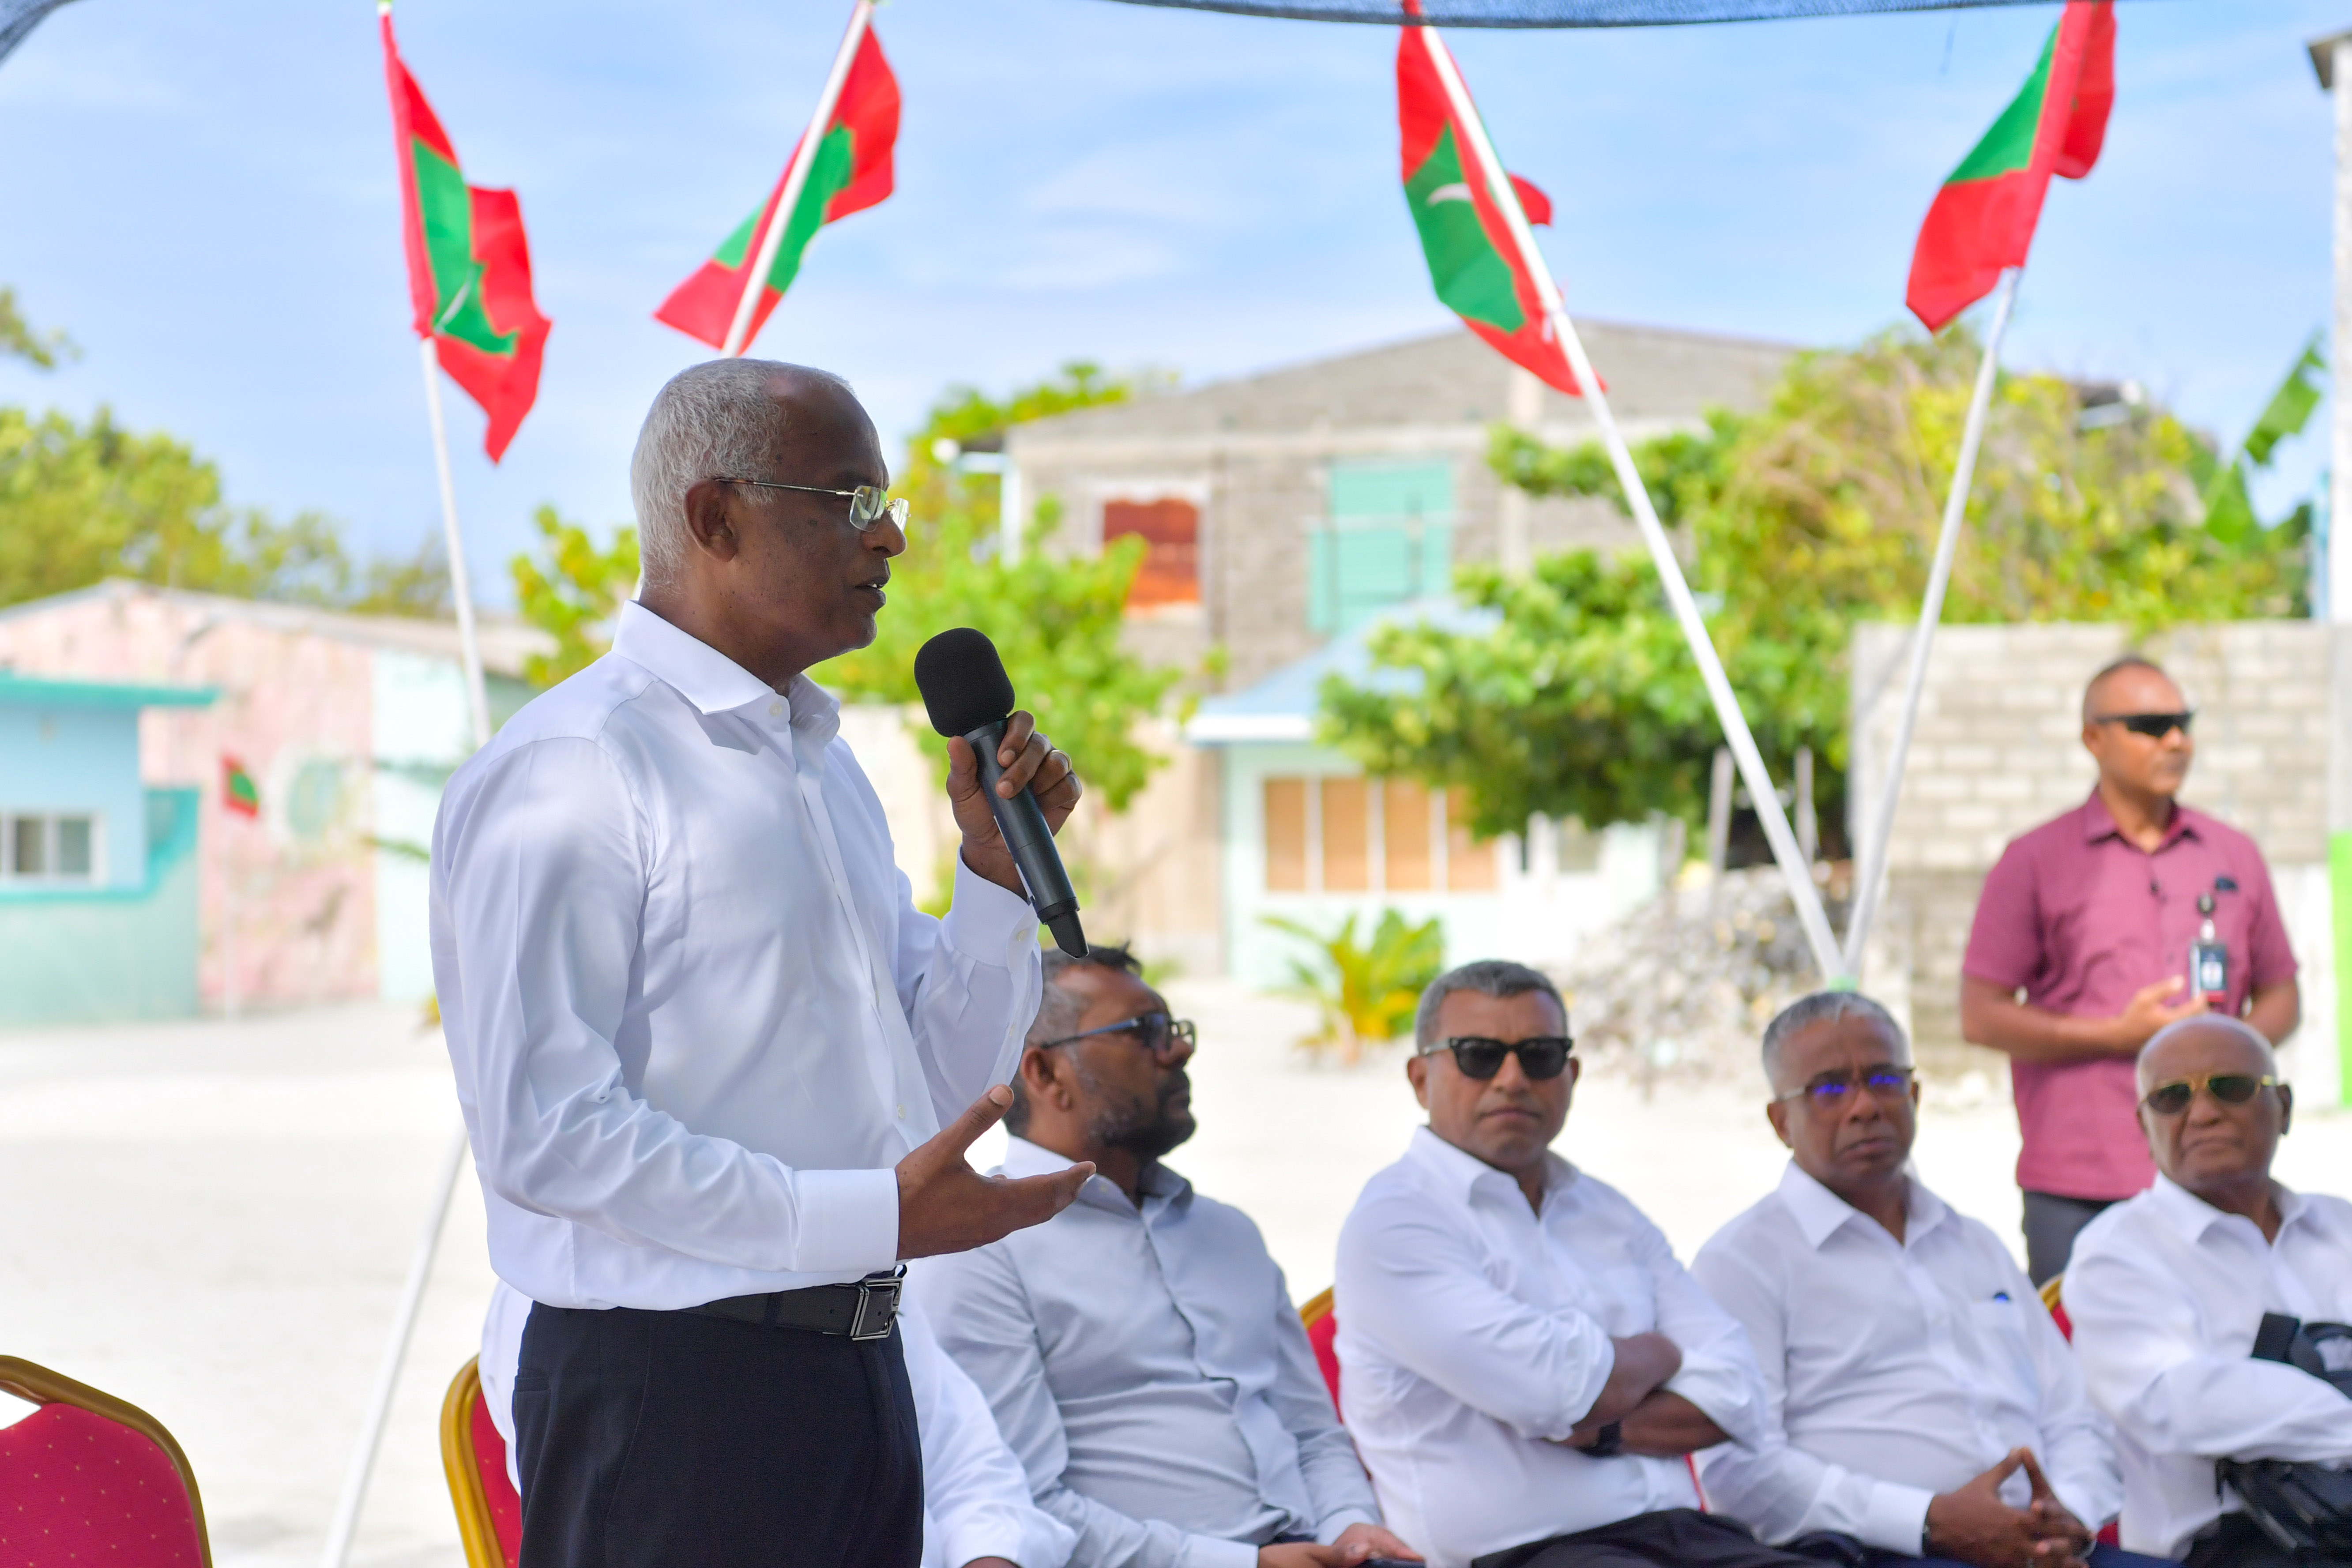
[4,981,2345,1568]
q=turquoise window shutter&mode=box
[1318,458,1456,633]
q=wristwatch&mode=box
[1575,1421,1624,1458]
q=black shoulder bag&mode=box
[2214,1314,2352,1558]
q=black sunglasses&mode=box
[1419,1035,1574,1080]
[2092,710,2194,739]
[1038,1011,1197,1057]
[2141,1072,2278,1117]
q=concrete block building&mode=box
[1848,620,2345,1100]
[1001,322,1793,980]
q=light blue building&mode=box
[0,672,217,1024]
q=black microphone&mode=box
[914,628,1087,957]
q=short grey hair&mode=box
[628,358,852,589]
[2138,1015,2278,1087]
[1009,944,1146,1137]
[1760,991,1909,1086]
[1414,960,1565,1049]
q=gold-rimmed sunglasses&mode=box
[717,477,908,533]
[2141,1072,2279,1117]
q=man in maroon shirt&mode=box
[1960,654,2299,1284]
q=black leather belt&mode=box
[686,1268,904,1342]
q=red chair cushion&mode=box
[0,1403,205,1567]
[1306,1311,1342,1413]
[469,1390,524,1567]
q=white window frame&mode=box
[0,810,105,886]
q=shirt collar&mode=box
[1001,1135,1192,1214]
[2079,787,2200,851]
[612,600,841,744]
[1775,1159,1951,1249]
[2149,1171,2307,1243]
[1405,1124,1575,1208]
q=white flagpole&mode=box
[420,337,493,750]
[320,334,492,1568]
[719,0,873,358]
[319,1126,469,1568]
[1417,25,1845,984]
[1840,269,2020,979]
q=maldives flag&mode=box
[656,26,900,352]
[381,10,551,462]
[1397,25,1581,395]
[1906,0,2115,333]
[222,756,260,819]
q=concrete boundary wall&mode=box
[1848,620,2342,1093]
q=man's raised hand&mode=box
[945,709,1082,897]
[2107,975,2207,1053]
[896,1085,1092,1260]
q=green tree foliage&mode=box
[814,362,1189,812]
[0,405,361,610]
[1322,326,2309,840]
[1261,909,1446,1059]
[0,286,73,370]
[508,505,640,687]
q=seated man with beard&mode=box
[912,945,1419,1568]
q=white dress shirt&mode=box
[1332,1128,1767,1568]
[430,599,1041,1309]
[910,1137,1381,1568]
[2065,1175,2352,1559]
[1691,1163,2121,1553]
[478,1284,1074,1568]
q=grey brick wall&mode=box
[1848,620,2333,1069]
[1009,323,1793,689]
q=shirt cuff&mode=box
[937,1513,1040,1568]
[1314,1510,1377,1546]
[1859,1479,1936,1557]
[790,1165,902,1275]
[1181,1534,1261,1568]
[942,852,1041,963]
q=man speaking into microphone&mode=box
[429,359,1094,1568]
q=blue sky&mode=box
[0,0,2338,604]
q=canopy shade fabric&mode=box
[1097,0,2137,27]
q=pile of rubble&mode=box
[1556,864,1852,1092]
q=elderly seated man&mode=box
[1690,992,2162,1568]
[2065,1016,2352,1567]
[1333,959,1803,1568]
[911,944,1418,1568]
[479,1282,1077,1568]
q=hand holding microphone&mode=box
[917,628,1088,956]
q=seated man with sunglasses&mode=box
[2065,1017,2352,1566]
[1692,993,2157,1568]
[1960,654,2299,1284]
[912,944,1418,1568]
[1334,960,1791,1568]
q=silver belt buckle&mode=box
[849,1270,903,1342]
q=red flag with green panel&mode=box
[222,756,260,819]
[1906,0,2115,333]
[380,8,551,462]
[1396,23,1582,395]
[655,26,900,351]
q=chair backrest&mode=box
[2040,1274,2072,1341]
[1298,1286,1342,1412]
[440,1357,523,1568]
[0,1355,211,1568]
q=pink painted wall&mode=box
[0,588,380,1009]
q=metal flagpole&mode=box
[720,0,874,358]
[320,1126,470,1568]
[1840,269,2020,980]
[319,335,493,1568]
[1415,25,1845,983]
